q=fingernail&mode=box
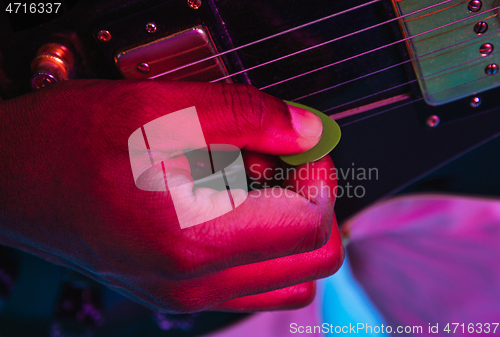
[287,103,323,139]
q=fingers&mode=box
[159,221,344,313]
[209,282,316,312]
[160,155,337,277]
[243,151,283,187]
[126,153,337,278]
[122,80,323,155]
[283,156,338,207]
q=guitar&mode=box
[1,0,500,335]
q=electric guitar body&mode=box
[0,0,499,335]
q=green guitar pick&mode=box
[280,101,341,166]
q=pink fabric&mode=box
[206,295,323,337]
[346,194,500,336]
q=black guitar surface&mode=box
[1,0,500,335]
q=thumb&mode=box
[128,81,323,156]
[195,83,323,155]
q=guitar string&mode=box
[324,45,500,114]
[209,0,455,83]
[149,0,381,79]
[147,0,499,117]
[293,26,500,103]
[338,97,423,127]
[257,5,500,91]
[337,69,496,127]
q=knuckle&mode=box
[308,211,333,252]
[289,219,330,256]
[221,83,267,129]
[317,214,334,249]
[229,83,262,102]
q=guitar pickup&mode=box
[393,0,500,106]
[115,25,230,82]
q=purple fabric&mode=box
[346,194,500,336]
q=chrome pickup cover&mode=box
[115,25,229,82]
[393,0,500,106]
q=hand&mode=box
[0,79,344,313]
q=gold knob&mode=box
[31,43,74,90]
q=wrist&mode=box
[0,95,44,246]
[0,92,79,254]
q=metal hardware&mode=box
[31,74,57,89]
[145,22,157,34]
[480,43,494,56]
[470,96,482,107]
[393,0,500,105]
[115,26,230,82]
[426,115,440,127]
[485,63,499,75]
[474,21,488,34]
[468,0,482,12]
[96,30,111,42]
[137,62,151,74]
[30,43,74,90]
[187,0,202,9]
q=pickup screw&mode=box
[470,96,482,107]
[426,115,440,128]
[485,63,499,75]
[474,21,488,35]
[480,43,494,56]
[145,22,157,34]
[187,0,202,9]
[96,30,111,42]
[468,0,482,12]
[137,62,151,74]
